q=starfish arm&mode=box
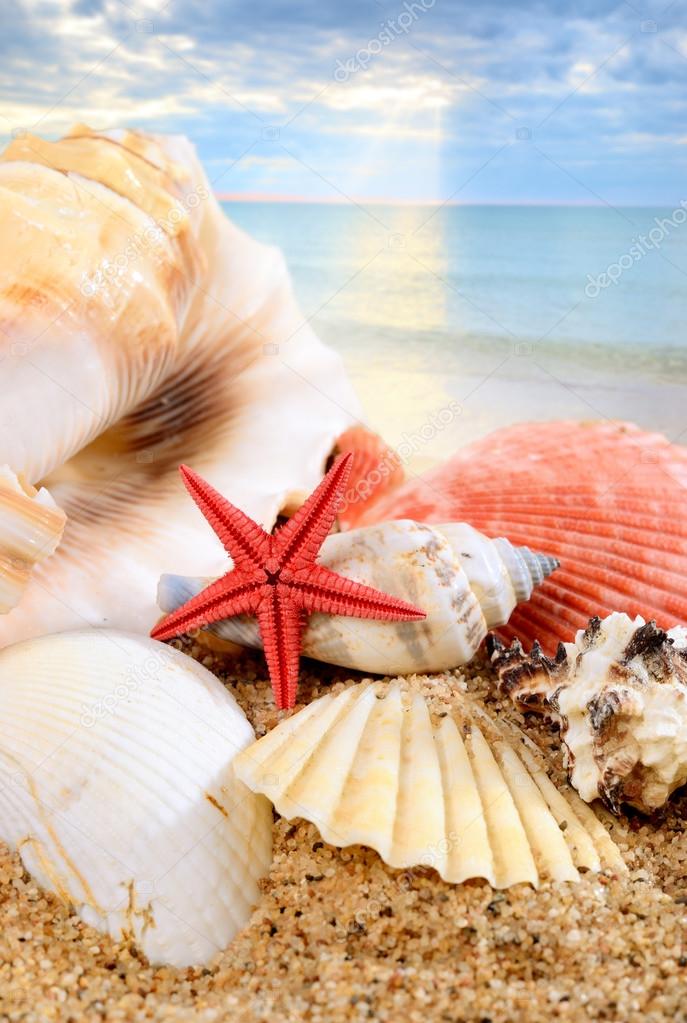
[272,453,353,571]
[179,465,271,570]
[289,565,426,621]
[255,589,305,710]
[151,570,262,641]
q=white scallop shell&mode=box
[158,520,559,675]
[0,630,272,966]
[234,681,624,888]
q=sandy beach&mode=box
[3,0,687,1015]
[2,644,685,1023]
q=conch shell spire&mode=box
[157,520,559,675]
[493,539,559,605]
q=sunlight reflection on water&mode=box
[224,201,687,464]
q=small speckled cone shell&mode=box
[158,520,558,675]
[234,681,624,888]
[0,630,272,967]
[0,466,65,613]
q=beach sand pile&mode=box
[1,647,686,1022]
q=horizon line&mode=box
[214,192,671,208]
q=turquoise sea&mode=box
[223,202,687,463]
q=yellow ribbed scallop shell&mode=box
[234,681,625,888]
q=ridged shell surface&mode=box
[335,425,406,524]
[490,612,687,813]
[234,681,625,888]
[0,630,272,966]
[349,420,687,653]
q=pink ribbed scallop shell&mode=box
[336,425,406,526]
[349,420,687,652]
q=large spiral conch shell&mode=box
[0,126,361,642]
[347,420,687,653]
[157,519,559,675]
[489,612,687,814]
[234,681,625,887]
[0,630,272,966]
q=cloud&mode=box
[0,0,684,201]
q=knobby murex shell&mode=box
[234,680,625,888]
[157,520,559,675]
[0,630,272,967]
[0,125,360,643]
[489,611,687,813]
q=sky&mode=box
[1,0,686,203]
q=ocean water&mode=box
[222,202,687,462]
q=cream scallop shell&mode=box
[0,630,272,967]
[234,681,624,888]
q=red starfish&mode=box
[151,454,426,709]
